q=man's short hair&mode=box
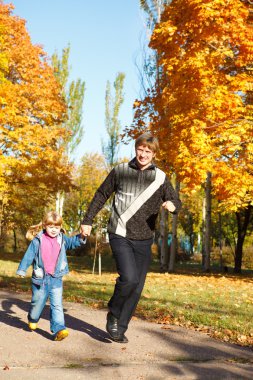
[135,132,159,153]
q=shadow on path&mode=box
[143,326,253,379]
[0,296,111,343]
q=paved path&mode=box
[0,290,252,379]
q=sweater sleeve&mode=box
[162,177,182,214]
[82,168,116,225]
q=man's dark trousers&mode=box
[108,234,153,334]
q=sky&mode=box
[8,0,147,163]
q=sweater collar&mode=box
[128,157,156,171]
[36,230,63,245]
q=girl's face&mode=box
[45,224,61,238]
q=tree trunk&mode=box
[13,229,17,251]
[160,208,169,272]
[203,171,212,272]
[168,214,178,272]
[234,206,252,273]
[234,235,243,274]
[92,232,98,275]
[218,212,223,271]
[201,197,206,266]
[56,191,64,216]
[168,181,180,272]
[0,198,5,244]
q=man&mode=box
[81,133,181,343]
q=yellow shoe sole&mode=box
[54,329,69,341]
[28,322,37,330]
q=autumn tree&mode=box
[63,153,107,231]
[0,2,73,239]
[63,152,109,265]
[130,0,253,272]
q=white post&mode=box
[98,252,101,276]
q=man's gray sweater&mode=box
[82,158,181,240]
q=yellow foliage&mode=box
[0,3,72,229]
[129,0,253,214]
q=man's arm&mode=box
[81,168,116,236]
[162,177,181,214]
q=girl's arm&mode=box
[16,239,38,277]
[63,234,86,251]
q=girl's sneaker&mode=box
[54,329,69,341]
[28,322,37,330]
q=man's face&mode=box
[135,144,155,170]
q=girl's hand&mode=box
[162,201,176,213]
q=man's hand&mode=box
[81,224,92,237]
[162,201,176,213]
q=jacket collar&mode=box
[36,230,63,245]
[128,157,156,171]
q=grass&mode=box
[1,248,253,347]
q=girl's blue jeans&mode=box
[28,274,65,335]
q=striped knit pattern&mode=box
[82,159,181,240]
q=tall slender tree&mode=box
[51,44,85,158]
[138,0,178,272]
[138,1,171,98]
[51,45,85,215]
[102,72,125,169]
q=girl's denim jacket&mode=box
[16,231,86,285]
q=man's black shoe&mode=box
[114,334,129,343]
[106,312,119,340]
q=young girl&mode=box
[17,211,86,341]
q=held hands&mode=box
[162,201,176,213]
[81,224,92,237]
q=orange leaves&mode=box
[128,0,253,214]
[143,271,253,346]
[0,3,73,228]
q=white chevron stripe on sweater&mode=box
[115,168,165,237]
